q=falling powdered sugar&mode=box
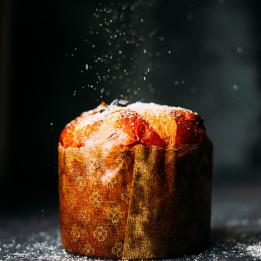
[69,0,173,102]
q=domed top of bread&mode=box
[59,100,207,149]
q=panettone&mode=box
[58,100,212,259]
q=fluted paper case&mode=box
[58,140,212,259]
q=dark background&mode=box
[0,0,260,211]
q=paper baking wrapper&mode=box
[58,141,212,259]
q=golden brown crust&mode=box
[59,102,206,149]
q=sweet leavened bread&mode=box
[58,100,212,259]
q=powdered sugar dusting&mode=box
[246,243,261,259]
[73,101,196,135]
[1,185,261,260]
[61,101,199,149]
[128,101,196,115]
[74,106,122,131]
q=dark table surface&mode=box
[1,185,261,261]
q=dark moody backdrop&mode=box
[0,0,261,210]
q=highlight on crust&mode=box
[59,100,206,149]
